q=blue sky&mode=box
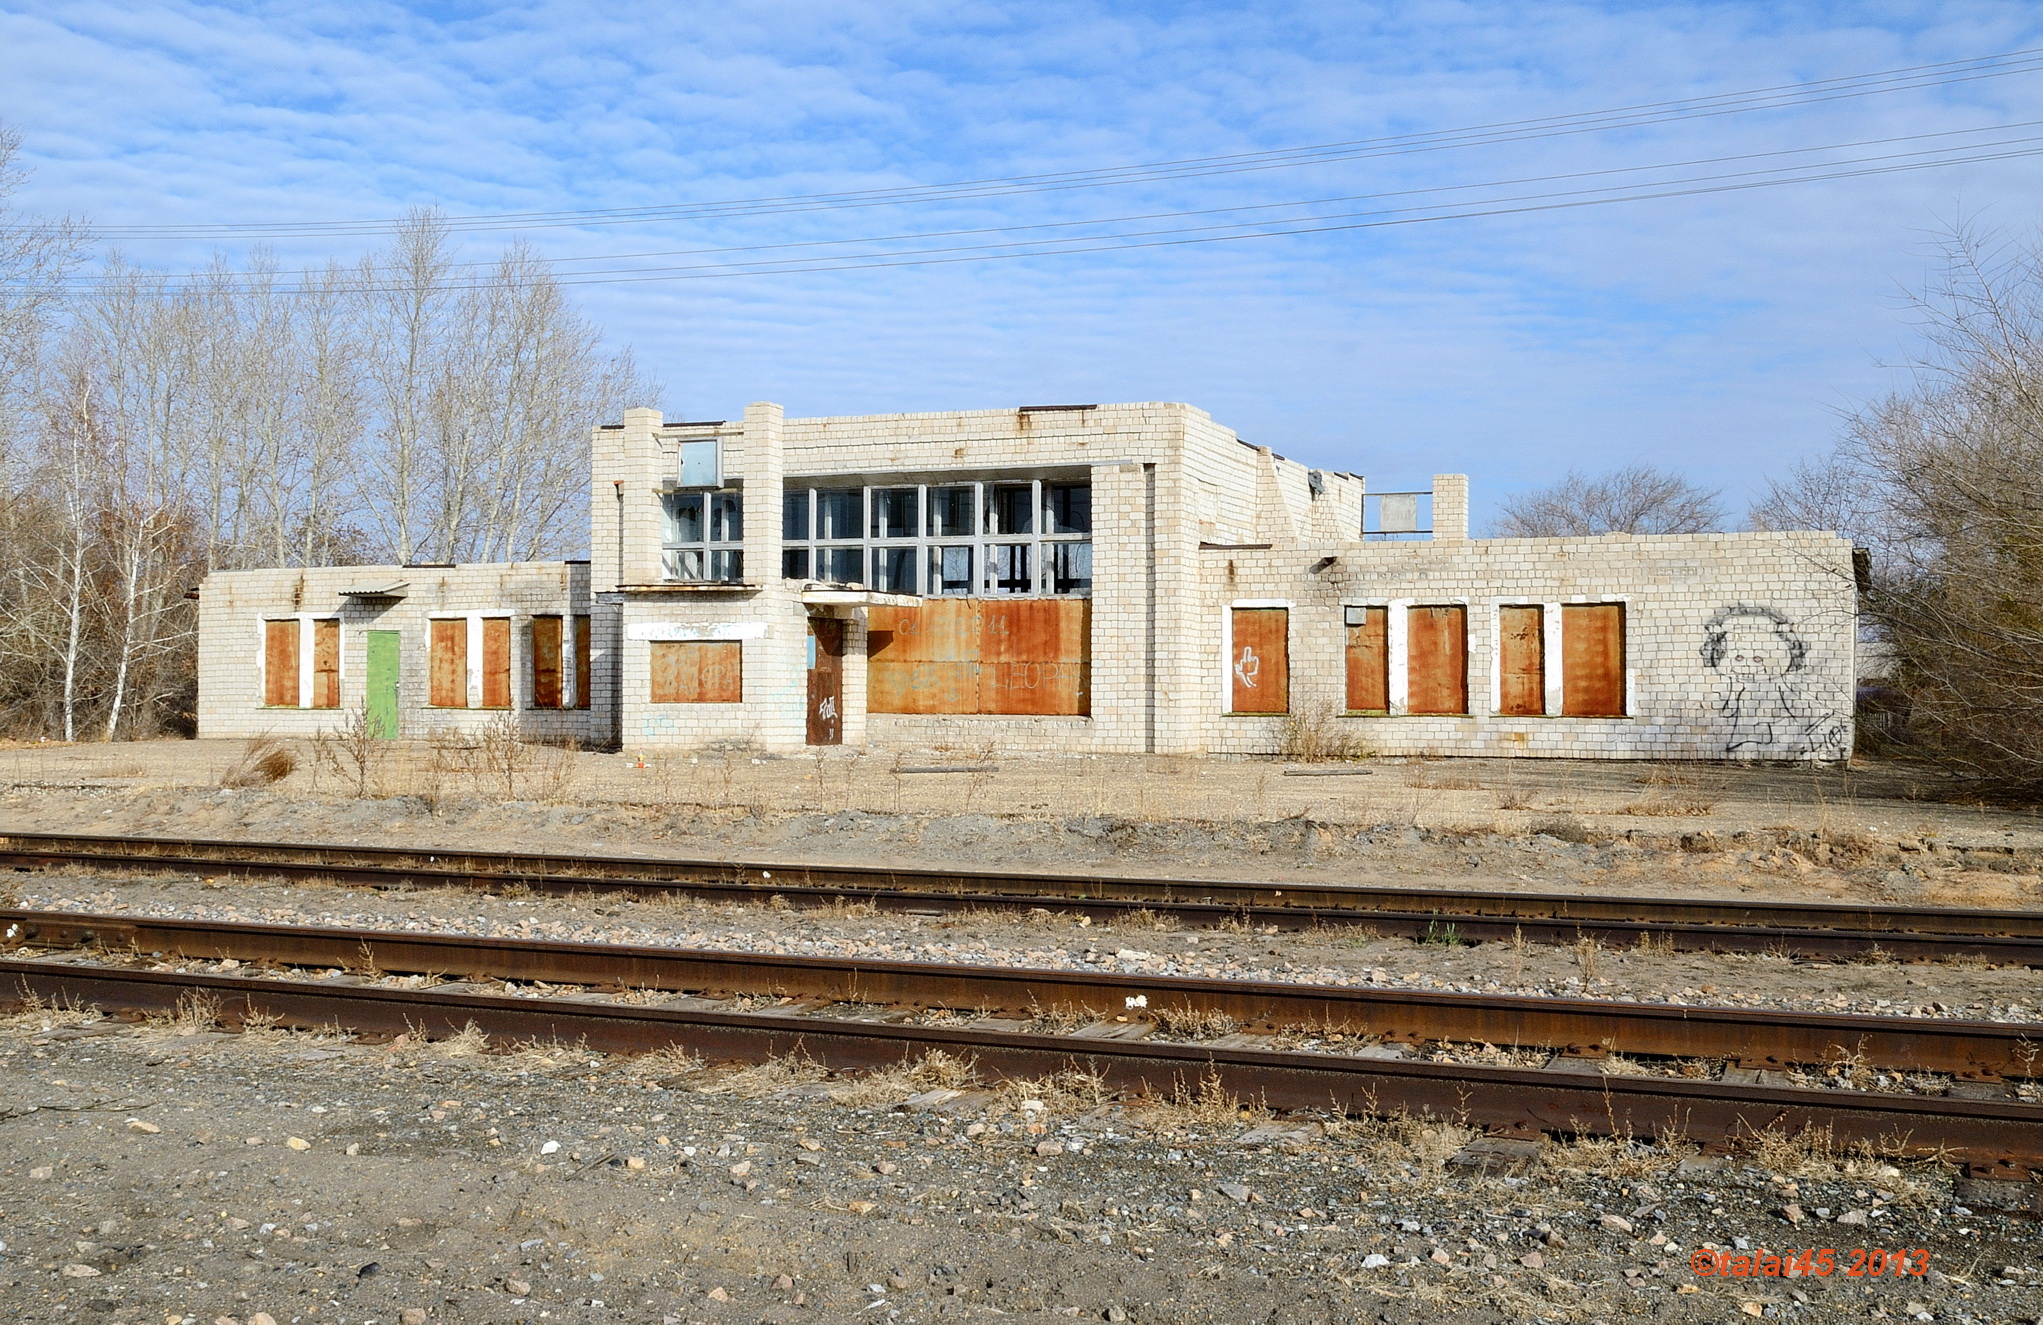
[6,1,2043,522]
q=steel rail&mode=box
[4,956,2039,1174]
[5,830,2041,963]
[6,909,2037,1081]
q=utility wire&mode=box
[50,124,2043,293]
[80,47,2043,240]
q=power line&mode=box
[51,122,2043,293]
[47,131,2043,295]
[80,47,2043,241]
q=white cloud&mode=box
[5,0,2043,519]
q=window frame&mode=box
[661,488,744,584]
[779,476,1091,597]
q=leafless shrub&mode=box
[311,708,385,798]
[1281,698,1369,762]
[219,736,296,788]
[472,713,532,800]
[1757,225,2043,796]
[1530,812,1595,843]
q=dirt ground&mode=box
[3,1005,2038,1325]
[2,741,2042,1324]
[2,740,2041,913]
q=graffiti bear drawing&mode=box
[1700,605,1847,760]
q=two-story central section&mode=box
[592,401,1350,754]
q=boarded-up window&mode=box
[311,618,340,709]
[1497,605,1545,717]
[430,620,467,708]
[1563,603,1626,716]
[532,616,563,709]
[868,599,1090,715]
[1344,606,1389,712]
[1406,605,1468,715]
[480,617,511,709]
[650,640,742,703]
[263,620,299,707]
[574,615,592,709]
[1229,607,1289,714]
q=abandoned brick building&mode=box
[196,400,1858,760]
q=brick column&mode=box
[1432,474,1469,543]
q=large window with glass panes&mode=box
[662,490,743,583]
[781,479,1090,597]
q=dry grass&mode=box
[0,988,94,1031]
[1539,1132,1681,1180]
[1281,699,1370,762]
[1617,793,1721,817]
[994,1066,1113,1118]
[828,1049,977,1106]
[424,1021,492,1059]
[219,737,297,788]
[697,1051,830,1098]
[1150,1004,1239,1040]
[634,1043,706,1080]
[143,991,220,1036]
[1145,1070,1262,1127]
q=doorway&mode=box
[806,617,844,745]
[365,629,401,737]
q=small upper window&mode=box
[929,486,974,537]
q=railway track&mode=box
[6,830,2043,964]
[6,908,2038,1082]
[5,908,2041,1178]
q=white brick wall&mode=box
[200,400,1857,762]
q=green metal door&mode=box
[366,630,401,738]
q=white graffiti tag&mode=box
[1234,645,1261,689]
[816,696,837,721]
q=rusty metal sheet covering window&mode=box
[311,619,340,709]
[1497,605,1545,717]
[1344,607,1389,712]
[429,620,467,708]
[481,618,512,709]
[1406,605,1468,715]
[867,599,1090,715]
[650,640,743,704]
[263,620,299,707]
[1230,607,1289,714]
[1563,603,1626,717]
[574,615,592,710]
[531,616,563,709]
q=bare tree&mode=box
[1491,465,1724,537]
[1816,225,2043,794]
[0,138,658,740]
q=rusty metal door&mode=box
[263,620,299,707]
[1497,605,1545,716]
[1230,607,1289,714]
[1345,607,1388,712]
[429,620,467,708]
[573,615,592,710]
[531,616,563,709]
[807,618,844,744]
[1406,605,1467,715]
[1562,603,1625,716]
[481,618,511,709]
[311,619,340,709]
